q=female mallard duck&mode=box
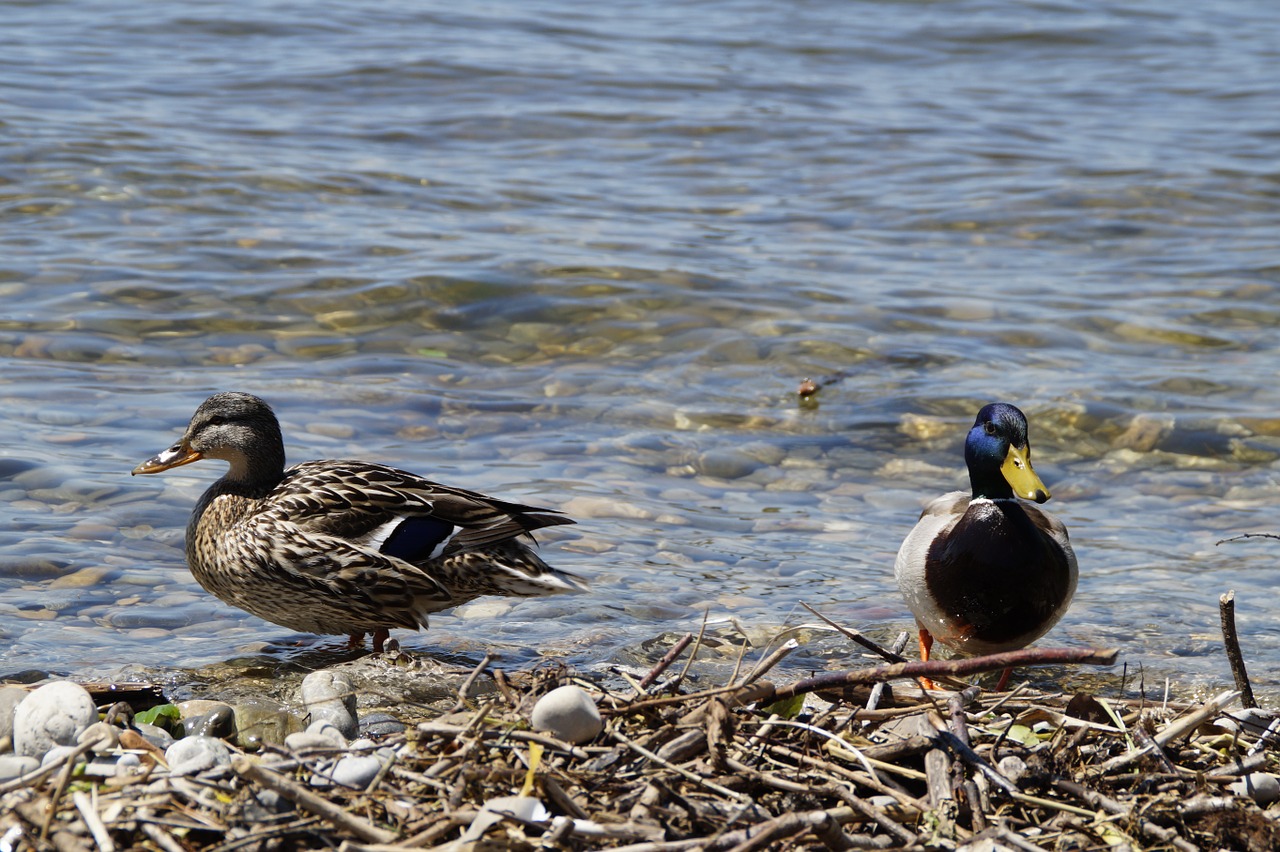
[894,403,1077,684]
[132,392,585,652]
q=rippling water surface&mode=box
[2,0,1279,701]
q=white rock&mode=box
[530,685,602,744]
[166,736,231,776]
[306,719,348,746]
[285,731,345,754]
[461,797,549,842]
[13,682,97,759]
[330,754,384,789]
[116,753,142,777]
[41,744,81,767]
[300,671,358,738]
[0,754,39,781]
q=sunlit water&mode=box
[2,0,1279,703]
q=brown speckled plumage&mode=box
[133,392,583,650]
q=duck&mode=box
[893,402,1077,688]
[132,391,585,652]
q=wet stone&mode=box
[179,701,236,739]
[233,699,302,750]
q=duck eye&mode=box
[983,421,997,436]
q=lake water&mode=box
[2,0,1279,703]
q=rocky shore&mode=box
[0,636,1277,851]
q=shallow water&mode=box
[2,0,1280,703]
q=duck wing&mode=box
[261,460,573,562]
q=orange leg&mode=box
[371,628,390,654]
[347,632,365,650]
[918,627,938,691]
[995,666,1013,692]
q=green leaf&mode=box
[136,704,181,728]
[763,693,806,719]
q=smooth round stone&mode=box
[693,449,761,480]
[300,671,357,739]
[233,700,302,750]
[182,705,236,740]
[41,744,81,767]
[115,753,142,777]
[134,722,176,750]
[0,755,39,781]
[1229,772,1280,805]
[329,754,384,789]
[530,686,603,744]
[13,681,97,758]
[166,736,231,776]
[285,731,345,754]
[357,712,405,739]
[305,720,349,746]
[78,721,120,752]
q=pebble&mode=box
[530,685,603,744]
[13,681,97,758]
[134,722,176,750]
[997,755,1028,784]
[1229,772,1280,805]
[0,755,39,781]
[78,721,120,753]
[178,700,236,739]
[692,449,761,480]
[285,731,345,754]
[233,700,302,750]
[115,753,142,777]
[357,712,406,739]
[300,671,358,738]
[306,719,349,745]
[329,754,384,789]
[166,736,231,776]
[42,744,81,767]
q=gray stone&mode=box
[115,753,142,777]
[305,719,348,746]
[530,686,602,744]
[134,722,175,750]
[357,712,405,739]
[41,744,81,767]
[329,754,384,789]
[300,671,358,738]
[166,736,231,776]
[0,754,39,781]
[1229,772,1280,805]
[285,731,345,754]
[13,682,97,759]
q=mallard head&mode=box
[132,392,286,483]
[964,402,1050,503]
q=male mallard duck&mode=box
[894,402,1077,685]
[132,392,585,652]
